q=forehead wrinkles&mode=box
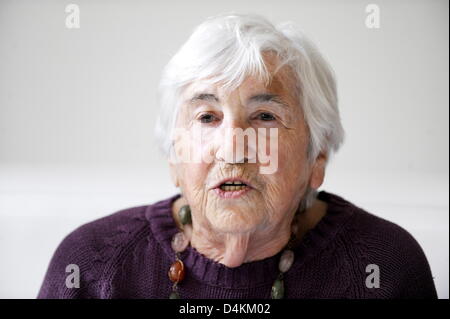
[179,52,300,111]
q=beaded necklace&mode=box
[168,205,300,299]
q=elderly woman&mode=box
[38,14,436,299]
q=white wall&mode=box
[0,0,448,298]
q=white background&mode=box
[0,0,448,298]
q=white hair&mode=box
[154,13,345,210]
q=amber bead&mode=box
[168,260,185,283]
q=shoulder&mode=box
[64,204,151,252]
[38,204,152,299]
[322,191,429,260]
[324,191,437,298]
[346,201,428,267]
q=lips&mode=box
[212,178,253,190]
[219,181,247,191]
[212,178,253,199]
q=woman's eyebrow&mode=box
[248,94,289,108]
[189,93,220,104]
[188,92,289,108]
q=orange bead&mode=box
[168,260,185,283]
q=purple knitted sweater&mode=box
[37,191,437,299]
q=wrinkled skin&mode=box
[170,53,327,267]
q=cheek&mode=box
[179,162,209,187]
[177,163,211,204]
[276,130,309,179]
[261,131,310,211]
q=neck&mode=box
[171,196,327,268]
[190,222,292,268]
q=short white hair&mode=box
[154,13,345,208]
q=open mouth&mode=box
[213,179,253,199]
[219,181,248,192]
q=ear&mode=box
[169,162,180,188]
[309,152,327,189]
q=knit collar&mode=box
[145,190,355,289]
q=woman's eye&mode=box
[198,113,217,123]
[257,112,276,121]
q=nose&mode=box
[214,115,256,164]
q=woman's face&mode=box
[170,54,325,236]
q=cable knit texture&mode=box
[37,191,437,299]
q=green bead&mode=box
[271,278,284,299]
[169,291,180,299]
[178,205,192,225]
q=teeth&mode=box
[220,185,247,191]
[223,181,246,186]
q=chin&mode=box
[206,207,263,234]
